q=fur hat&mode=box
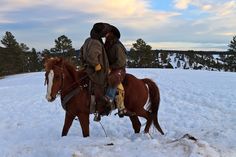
[90,22,112,38]
[92,23,105,34]
[110,25,120,39]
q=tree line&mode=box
[0,31,236,77]
[127,38,236,71]
[0,32,78,76]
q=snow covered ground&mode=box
[0,69,235,157]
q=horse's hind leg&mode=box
[62,112,75,136]
[77,113,89,137]
[144,113,152,133]
[129,116,141,133]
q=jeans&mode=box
[105,87,117,101]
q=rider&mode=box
[79,22,110,121]
[104,25,135,117]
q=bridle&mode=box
[44,65,65,97]
[45,64,89,109]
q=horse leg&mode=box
[77,113,90,137]
[142,78,164,135]
[62,112,75,136]
[144,113,152,133]
[129,115,141,133]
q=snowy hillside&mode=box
[0,69,235,157]
[167,53,222,71]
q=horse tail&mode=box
[142,78,164,135]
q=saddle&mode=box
[89,89,117,115]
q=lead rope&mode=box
[99,121,108,137]
[147,132,153,139]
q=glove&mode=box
[95,64,102,71]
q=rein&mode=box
[51,64,89,111]
[60,72,89,111]
[61,82,88,110]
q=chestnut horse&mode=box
[44,57,164,137]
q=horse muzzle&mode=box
[46,95,56,102]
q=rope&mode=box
[148,132,153,139]
[99,121,108,137]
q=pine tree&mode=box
[128,39,154,68]
[228,36,236,52]
[1,31,24,74]
[226,35,236,71]
[51,35,73,54]
[1,31,19,49]
[29,48,40,72]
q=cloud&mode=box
[209,1,236,16]
[123,40,227,51]
[191,1,236,36]
[173,0,236,41]
[51,0,181,30]
[174,0,192,9]
[0,15,14,24]
[174,0,236,15]
[1,0,235,51]
[0,0,47,12]
[0,0,180,29]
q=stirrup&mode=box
[93,112,101,122]
[103,95,113,104]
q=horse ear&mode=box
[43,56,49,69]
[43,56,48,64]
[55,57,62,62]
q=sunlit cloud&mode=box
[200,4,212,11]
[216,32,236,36]
[52,0,181,30]
[174,0,192,9]
[123,40,226,51]
[0,0,180,29]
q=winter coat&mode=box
[106,40,127,70]
[105,40,127,87]
[80,37,109,86]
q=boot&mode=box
[116,85,136,118]
[101,96,112,115]
[118,108,136,118]
[94,111,101,122]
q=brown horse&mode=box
[44,57,164,137]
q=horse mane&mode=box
[44,57,87,81]
[44,57,60,71]
[63,60,78,80]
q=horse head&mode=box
[44,57,64,102]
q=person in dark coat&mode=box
[104,25,135,117]
[79,22,110,121]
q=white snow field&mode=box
[0,69,235,157]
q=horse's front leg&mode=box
[62,112,75,136]
[77,112,90,137]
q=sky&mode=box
[0,0,236,51]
